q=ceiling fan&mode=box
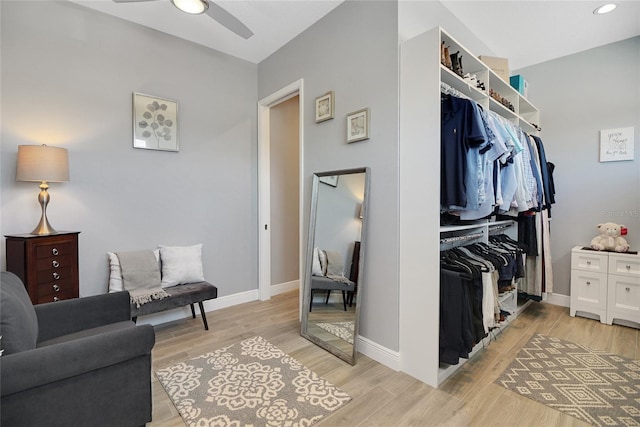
[113,0,254,39]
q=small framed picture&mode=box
[133,92,179,152]
[319,175,338,187]
[347,108,369,143]
[315,91,334,123]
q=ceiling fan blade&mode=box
[205,2,254,39]
[112,0,158,3]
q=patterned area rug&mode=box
[156,336,351,427]
[495,334,640,426]
[315,321,355,344]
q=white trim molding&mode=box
[356,335,401,371]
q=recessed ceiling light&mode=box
[593,3,617,14]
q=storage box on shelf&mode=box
[478,55,509,83]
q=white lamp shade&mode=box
[16,145,69,182]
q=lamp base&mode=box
[30,182,58,235]
[31,217,57,235]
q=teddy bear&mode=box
[590,222,630,252]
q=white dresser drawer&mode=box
[608,253,640,277]
[570,269,608,322]
[571,247,608,273]
[606,274,640,325]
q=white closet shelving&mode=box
[399,26,541,388]
[440,29,540,135]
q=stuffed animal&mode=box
[590,222,630,252]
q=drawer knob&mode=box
[627,287,631,292]
[53,296,60,302]
[52,248,59,256]
[626,265,631,270]
[52,272,60,280]
[53,284,60,292]
[586,281,591,285]
[52,260,60,268]
[587,261,591,265]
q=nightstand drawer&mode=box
[608,253,640,277]
[36,254,73,272]
[571,248,608,273]
[36,266,73,285]
[35,241,74,259]
[36,286,77,304]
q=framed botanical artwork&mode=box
[315,91,334,123]
[347,108,369,143]
[319,175,338,187]
[133,92,179,152]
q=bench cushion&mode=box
[130,281,217,317]
[311,276,355,291]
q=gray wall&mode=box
[269,96,299,286]
[259,1,399,350]
[516,37,640,297]
[0,1,258,298]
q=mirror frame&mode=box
[300,167,370,365]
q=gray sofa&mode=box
[0,271,155,427]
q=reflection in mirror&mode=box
[301,167,369,365]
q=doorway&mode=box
[257,80,304,302]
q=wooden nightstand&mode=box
[5,232,80,304]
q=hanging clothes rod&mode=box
[488,222,513,234]
[440,82,472,101]
[440,231,484,244]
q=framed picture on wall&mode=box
[315,91,334,123]
[133,92,179,152]
[347,108,369,143]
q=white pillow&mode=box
[159,244,205,287]
[312,247,323,276]
[107,250,160,292]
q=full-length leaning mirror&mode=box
[301,167,369,365]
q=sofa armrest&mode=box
[35,291,131,342]
[1,323,154,397]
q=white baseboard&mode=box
[544,292,570,307]
[357,335,401,371]
[271,280,299,296]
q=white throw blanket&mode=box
[116,250,169,307]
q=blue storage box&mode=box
[510,75,528,97]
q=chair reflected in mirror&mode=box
[309,241,360,311]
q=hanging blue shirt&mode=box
[441,96,487,209]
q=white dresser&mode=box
[570,246,640,327]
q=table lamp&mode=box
[16,144,70,235]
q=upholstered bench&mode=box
[131,281,218,330]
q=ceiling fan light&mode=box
[593,3,617,14]
[171,0,208,15]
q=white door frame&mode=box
[257,79,304,301]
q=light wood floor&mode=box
[149,291,639,426]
